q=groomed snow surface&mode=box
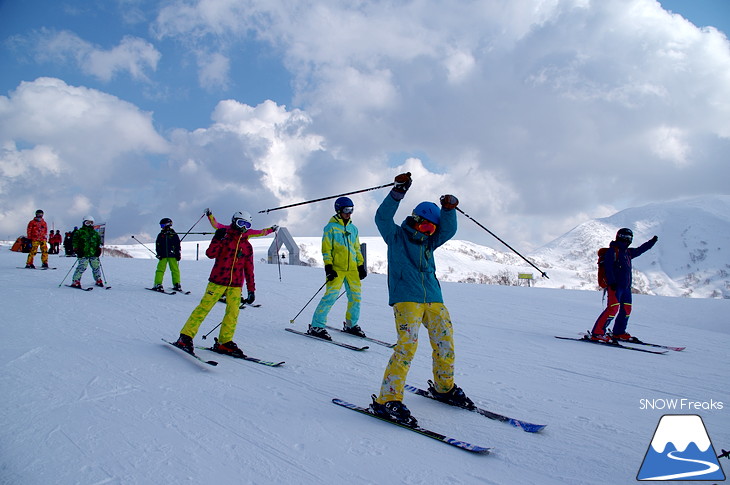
[1,241,728,485]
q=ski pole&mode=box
[131,235,157,257]
[455,207,549,279]
[202,322,221,340]
[58,258,79,287]
[258,180,399,214]
[274,230,282,282]
[289,281,327,324]
[179,212,207,242]
[98,257,109,287]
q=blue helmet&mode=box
[413,201,440,224]
[334,196,354,213]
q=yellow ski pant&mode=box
[180,282,241,343]
[377,302,455,403]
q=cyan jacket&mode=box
[321,215,363,272]
[375,193,457,305]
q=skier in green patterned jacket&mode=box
[71,216,104,288]
[307,196,367,341]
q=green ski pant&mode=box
[154,257,180,286]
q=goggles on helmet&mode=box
[83,220,94,227]
[412,215,437,236]
[234,218,252,230]
[339,206,354,214]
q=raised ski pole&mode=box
[258,181,397,214]
[58,258,79,287]
[455,207,549,279]
[179,212,207,242]
[131,235,157,257]
[289,281,327,324]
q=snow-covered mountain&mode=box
[531,195,730,298]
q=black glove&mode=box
[609,284,617,291]
[204,208,212,216]
[246,290,255,304]
[393,172,412,193]
[95,247,102,257]
[176,254,181,261]
[213,228,226,240]
[358,264,367,280]
[325,264,338,281]
[440,194,459,210]
[651,235,658,243]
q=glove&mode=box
[213,228,226,241]
[246,290,255,304]
[651,235,658,243]
[325,264,338,281]
[393,172,412,194]
[95,247,102,257]
[204,208,212,216]
[270,225,279,232]
[609,284,617,291]
[176,254,181,261]
[358,264,367,280]
[440,194,459,210]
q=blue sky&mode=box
[1,0,729,250]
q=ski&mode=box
[18,266,57,270]
[146,287,176,295]
[325,325,395,348]
[332,398,491,454]
[285,328,369,351]
[197,346,284,367]
[240,303,262,309]
[66,284,93,291]
[555,336,667,354]
[162,339,218,366]
[405,382,546,433]
[613,336,685,352]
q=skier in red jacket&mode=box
[25,209,49,269]
[172,211,277,357]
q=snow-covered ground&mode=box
[1,240,728,485]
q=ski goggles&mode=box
[339,206,354,214]
[160,223,172,228]
[412,215,437,236]
[234,218,251,230]
[83,220,94,227]
[617,233,633,243]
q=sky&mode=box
[1,0,729,249]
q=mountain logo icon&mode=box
[637,414,726,481]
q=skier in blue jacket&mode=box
[369,172,474,427]
[590,228,658,342]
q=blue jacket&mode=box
[604,237,657,289]
[375,193,457,305]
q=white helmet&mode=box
[83,215,95,223]
[231,211,252,230]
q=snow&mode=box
[1,239,728,485]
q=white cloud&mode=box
[26,29,161,82]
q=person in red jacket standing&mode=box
[172,211,277,357]
[25,209,49,269]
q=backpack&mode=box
[596,247,617,288]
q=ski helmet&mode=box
[412,201,440,225]
[35,209,44,217]
[616,227,633,243]
[83,215,95,226]
[334,197,354,214]
[159,217,172,227]
[232,211,253,230]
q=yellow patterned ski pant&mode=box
[180,282,242,343]
[377,302,455,403]
[27,241,48,265]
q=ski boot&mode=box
[427,381,475,409]
[212,338,246,358]
[342,322,366,338]
[307,325,332,341]
[370,395,418,427]
[172,334,195,355]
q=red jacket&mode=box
[206,227,274,290]
[27,218,48,242]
